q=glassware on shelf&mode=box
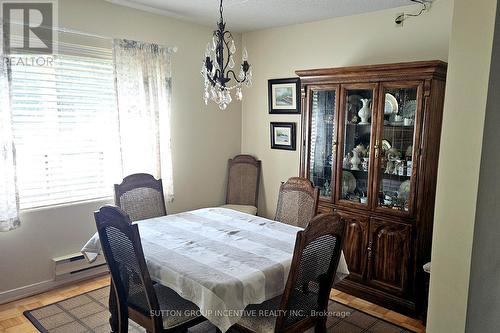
[340,88,374,205]
[377,86,418,212]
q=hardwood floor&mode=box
[0,274,425,333]
[330,289,426,333]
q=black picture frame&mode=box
[268,78,301,114]
[270,122,296,151]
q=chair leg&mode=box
[108,282,119,333]
[314,319,327,333]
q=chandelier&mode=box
[201,0,252,110]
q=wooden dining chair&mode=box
[220,155,261,215]
[114,173,167,221]
[94,205,205,333]
[234,213,346,333]
[274,177,319,228]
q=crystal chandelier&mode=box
[201,0,252,110]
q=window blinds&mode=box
[9,43,121,208]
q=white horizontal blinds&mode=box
[10,43,121,209]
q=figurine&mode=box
[385,148,401,174]
[354,144,367,158]
[350,149,361,170]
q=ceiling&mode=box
[106,0,412,32]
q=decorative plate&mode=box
[381,139,392,151]
[389,120,404,126]
[384,93,399,115]
[399,180,411,200]
[342,171,356,193]
[401,100,417,119]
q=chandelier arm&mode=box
[206,72,216,86]
[227,69,246,84]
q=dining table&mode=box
[82,207,349,332]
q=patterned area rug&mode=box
[24,286,415,333]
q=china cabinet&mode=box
[296,61,447,318]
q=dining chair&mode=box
[114,173,167,221]
[234,213,346,333]
[220,154,261,215]
[94,205,205,333]
[274,177,319,228]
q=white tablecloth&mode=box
[82,207,349,332]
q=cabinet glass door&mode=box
[308,88,337,199]
[337,85,377,207]
[375,83,422,214]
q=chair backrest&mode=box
[274,177,319,228]
[226,155,261,207]
[275,213,346,332]
[94,205,163,330]
[114,173,167,221]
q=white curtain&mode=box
[0,61,21,231]
[113,39,175,202]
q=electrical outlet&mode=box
[395,13,405,27]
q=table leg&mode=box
[109,280,119,333]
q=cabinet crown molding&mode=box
[296,60,447,83]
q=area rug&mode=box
[24,286,415,333]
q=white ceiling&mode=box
[106,0,412,32]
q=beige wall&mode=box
[427,0,497,332]
[241,0,453,218]
[0,0,242,294]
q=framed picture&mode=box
[270,122,296,150]
[268,78,301,114]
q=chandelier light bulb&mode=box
[242,47,248,61]
[230,40,236,54]
[212,36,217,51]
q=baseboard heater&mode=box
[53,252,108,280]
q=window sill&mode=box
[20,196,114,213]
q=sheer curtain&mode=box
[0,62,20,231]
[113,39,175,202]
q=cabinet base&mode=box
[335,278,418,319]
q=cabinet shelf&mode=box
[381,173,411,181]
[347,123,372,126]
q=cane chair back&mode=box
[276,213,346,332]
[226,155,261,207]
[94,205,164,332]
[274,177,319,228]
[114,173,166,222]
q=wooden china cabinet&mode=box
[296,61,447,318]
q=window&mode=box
[9,48,121,208]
